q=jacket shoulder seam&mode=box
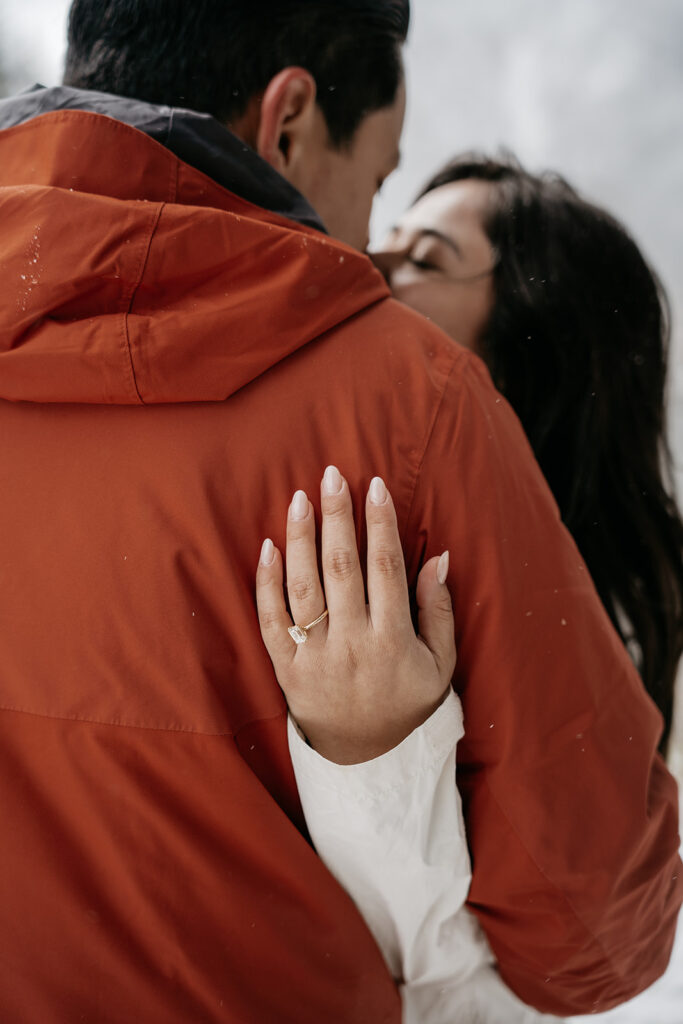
[403,345,471,537]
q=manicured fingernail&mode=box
[436,550,449,585]
[290,489,309,521]
[369,476,388,505]
[260,538,275,565]
[322,465,343,495]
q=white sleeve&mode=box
[288,689,483,984]
[288,690,563,1024]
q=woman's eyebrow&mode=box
[386,226,463,258]
[415,228,463,257]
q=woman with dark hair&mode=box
[255,155,683,1021]
[374,153,683,755]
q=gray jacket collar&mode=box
[0,84,326,233]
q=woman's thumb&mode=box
[416,552,457,680]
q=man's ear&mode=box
[255,67,320,177]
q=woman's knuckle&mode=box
[322,497,348,520]
[376,629,408,661]
[259,609,282,633]
[367,504,396,529]
[287,526,310,549]
[326,547,356,581]
[373,548,403,580]
[289,574,316,604]
[344,641,359,674]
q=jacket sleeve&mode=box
[402,351,682,1017]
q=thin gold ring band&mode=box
[288,608,329,645]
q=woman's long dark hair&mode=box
[420,153,683,754]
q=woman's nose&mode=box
[370,248,402,286]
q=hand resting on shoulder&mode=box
[255,465,456,764]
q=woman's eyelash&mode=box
[409,256,438,271]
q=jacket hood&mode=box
[0,86,389,404]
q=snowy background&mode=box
[0,2,681,1020]
[372,0,683,500]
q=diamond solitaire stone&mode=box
[288,625,308,645]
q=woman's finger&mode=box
[365,477,411,634]
[320,466,366,630]
[256,539,295,668]
[285,489,327,632]
[416,552,457,682]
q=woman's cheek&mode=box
[391,279,465,343]
[389,273,441,322]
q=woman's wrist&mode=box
[293,683,454,765]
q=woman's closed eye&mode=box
[409,255,440,272]
[407,245,445,273]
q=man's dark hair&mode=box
[63,0,409,147]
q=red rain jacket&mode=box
[0,93,680,1022]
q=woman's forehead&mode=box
[401,179,494,234]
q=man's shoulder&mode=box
[306,293,511,498]
[327,294,479,401]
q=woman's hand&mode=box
[256,466,456,764]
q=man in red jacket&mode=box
[0,1,679,1021]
